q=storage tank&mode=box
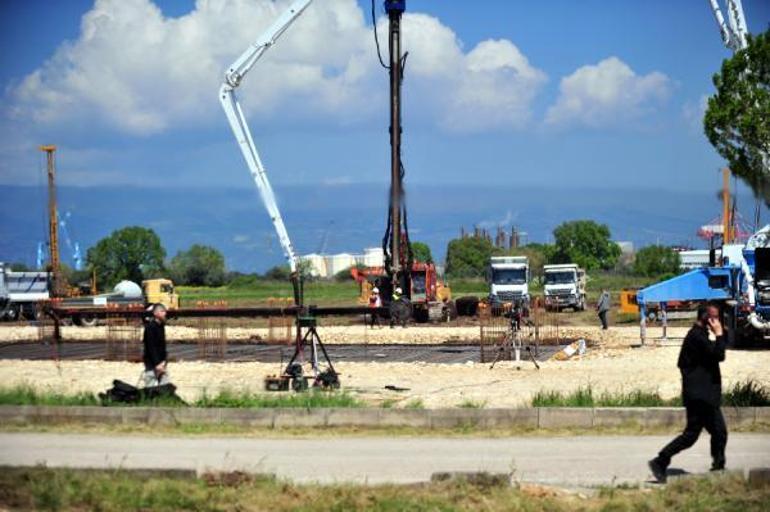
[113,280,143,299]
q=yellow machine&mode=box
[619,288,639,315]
[142,279,179,309]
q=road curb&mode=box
[1,405,768,429]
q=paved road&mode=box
[2,433,768,487]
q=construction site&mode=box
[1,0,769,508]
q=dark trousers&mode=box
[598,310,608,329]
[658,400,727,467]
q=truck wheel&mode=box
[4,304,20,322]
[74,314,98,327]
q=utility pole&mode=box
[722,167,733,245]
[385,0,407,295]
[40,144,63,298]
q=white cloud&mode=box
[545,57,671,128]
[5,0,547,136]
[683,94,709,131]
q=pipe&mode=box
[747,311,770,331]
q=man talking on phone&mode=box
[648,302,728,482]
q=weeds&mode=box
[1,467,767,512]
[723,380,770,407]
[532,385,681,407]
[532,380,770,407]
[457,399,487,409]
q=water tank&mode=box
[113,280,143,299]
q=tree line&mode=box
[11,220,682,290]
[445,220,681,280]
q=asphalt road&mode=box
[1,432,768,487]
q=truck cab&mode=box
[543,263,586,311]
[488,256,529,304]
[142,279,179,309]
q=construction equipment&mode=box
[219,0,341,388]
[219,0,312,307]
[351,260,454,322]
[543,264,586,312]
[377,0,413,306]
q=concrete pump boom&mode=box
[219,0,313,303]
[708,0,748,52]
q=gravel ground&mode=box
[0,323,678,346]
[0,325,766,408]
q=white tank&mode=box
[113,280,143,299]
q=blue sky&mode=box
[1,0,768,194]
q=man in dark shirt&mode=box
[142,303,169,387]
[648,302,728,482]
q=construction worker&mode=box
[142,303,169,387]
[649,302,728,482]
[596,288,611,330]
[369,287,382,328]
[390,286,409,328]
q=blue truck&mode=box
[637,226,770,346]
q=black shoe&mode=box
[648,458,667,483]
[710,462,725,472]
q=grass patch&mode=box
[532,385,681,408]
[533,380,770,408]
[0,385,99,407]
[0,385,363,409]
[457,399,487,409]
[724,380,770,407]
[194,389,364,408]
[1,466,767,512]
[404,398,425,410]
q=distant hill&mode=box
[0,183,760,272]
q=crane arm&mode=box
[219,0,313,278]
[708,0,748,52]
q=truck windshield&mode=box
[412,273,426,295]
[545,271,575,285]
[492,268,526,285]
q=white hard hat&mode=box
[395,287,403,294]
[372,287,379,294]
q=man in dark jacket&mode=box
[142,303,169,387]
[648,302,728,482]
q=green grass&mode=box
[1,467,767,512]
[532,381,770,408]
[194,388,364,408]
[178,280,359,307]
[457,399,487,409]
[532,386,682,408]
[404,398,425,409]
[0,385,99,407]
[0,385,363,409]
[723,380,770,407]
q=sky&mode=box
[0,0,769,270]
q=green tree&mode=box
[169,244,226,286]
[704,29,770,204]
[8,262,31,272]
[445,236,495,277]
[550,220,620,271]
[633,245,681,277]
[86,226,165,288]
[411,241,433,263]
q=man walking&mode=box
[596,288,611,330]
[649,302,728,482]
[142,303,169,387]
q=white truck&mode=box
[488,256,530,304]
[0,262,50,321]
[543,263,586,311]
